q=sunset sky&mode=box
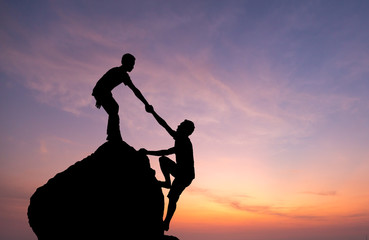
[1,1,369,239]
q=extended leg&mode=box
[101,96,122,141]
[163,199,177,231]
[164,178,192,231]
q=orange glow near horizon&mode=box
[2,1,369,240]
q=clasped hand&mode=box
[145,104,154,113]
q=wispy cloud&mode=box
[2,0,363,126]
[39,140,48,154]
[189,187,327,220]
[300,191,337,196]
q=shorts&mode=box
[93,92,113,109]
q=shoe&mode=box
[163,220,170,231]
[106,134,123,142]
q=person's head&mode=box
[177,119,195,137]
[121,53,135,72]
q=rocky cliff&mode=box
[28,141,170,239]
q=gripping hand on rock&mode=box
[139,148,148,155]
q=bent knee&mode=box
[159,156,167,160]
[159,156,172,167]
[159,156,170,162]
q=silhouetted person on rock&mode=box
[141,107,195,231]
[92,53,151,141]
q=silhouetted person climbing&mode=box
[92,53,151,141]
[141,107,195,231]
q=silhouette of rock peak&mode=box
[28,141,172,239]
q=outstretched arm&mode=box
[126,81,150,107]
[149,109,176,138]
[142,147,175,156]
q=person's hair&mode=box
[121,53,135,65]
[182,119,195,136]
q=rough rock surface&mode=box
[28,141,168,239]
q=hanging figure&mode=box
[141,107,195,231]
